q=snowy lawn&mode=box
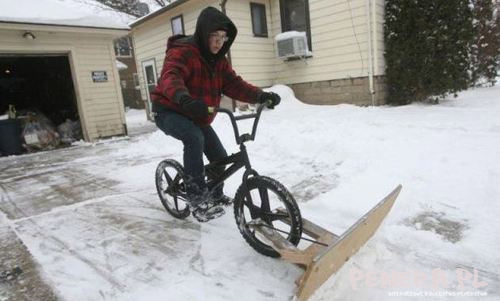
[1,84,498,300]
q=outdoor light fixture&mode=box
[22,31,36,40]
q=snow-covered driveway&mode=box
[1,85,499,300]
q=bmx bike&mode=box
[155,102,303,257]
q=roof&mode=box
[0,0,132,30]
[129,0,190,28]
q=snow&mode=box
[0,0,132,29]
[275,30,307,41]
[1,84,499,300]
[116,60,128,70]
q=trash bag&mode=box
[57,119,82,144]
[22,111,60,151]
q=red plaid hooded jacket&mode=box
[151,7,262,126]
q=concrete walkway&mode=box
[0,135,203,300]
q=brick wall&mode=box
[117,57,143,109]
[289,76,387,106]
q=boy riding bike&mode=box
[152,7,280,221]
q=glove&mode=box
[179,95,209,119]
[259,92,281,109]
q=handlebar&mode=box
[209,100,272,145]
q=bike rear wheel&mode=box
[155,159,190,219]
[234,176,302,257]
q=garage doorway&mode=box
[0,54,82,154]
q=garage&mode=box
[1,55,78,126]
[0,0,131,156]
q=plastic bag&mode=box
[22,112,60,150]
[57,119,82,144]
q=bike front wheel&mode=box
[155,159,190,219]
[234,176,302,257]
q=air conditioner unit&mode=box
[275,31,309,59]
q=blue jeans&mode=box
[154,110,227,199]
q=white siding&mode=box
[272,0,383,85]
[131,0,386,96]
[0,27,127,141]
[225,0,275,87]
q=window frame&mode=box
[114,36,133,57]
[250,2,268,37]
[278,0,312,51]
[171,14,185,35]
[141,58,158,118]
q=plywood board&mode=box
[296,185,402,300]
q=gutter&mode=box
[220,0,232,66]
[365,0,375,106]
[0,20,129,33]
[220,0,236,111]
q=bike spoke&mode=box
[262,212,289,222]
[173,195,180,210]
[165,173,181,194]
[258,187,271,223]
[244,191,260,219]
[172,174,181,184]
[163,170,173,183]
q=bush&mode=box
[470,0,500,86]
[384,0,474,104]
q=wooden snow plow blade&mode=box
[249,185,402,300]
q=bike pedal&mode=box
[192,206,225,222]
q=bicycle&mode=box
[155,101,303,257]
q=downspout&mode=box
[220,0,232,66]
[220,0,236,111]
[365,0,375,106]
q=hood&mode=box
[193,6,237,63]
[166,34,193,50]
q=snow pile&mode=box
[0,0,132,29]
[116,60,128,70]
[125,108,148,128]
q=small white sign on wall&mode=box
[92,71,108,82]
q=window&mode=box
[250,3,268,37]
[133,73,140,90]
[171,15,185,35]
[279,0,312,51]
[141,59,157,112]
[114,36,133,57]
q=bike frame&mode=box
[204,102,270,192]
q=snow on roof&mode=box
[116,60,128,70]
[0,0,133,30]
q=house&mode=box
[0,0,131,144]
[129,0,386,116]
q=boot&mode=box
[191,202,225,222]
